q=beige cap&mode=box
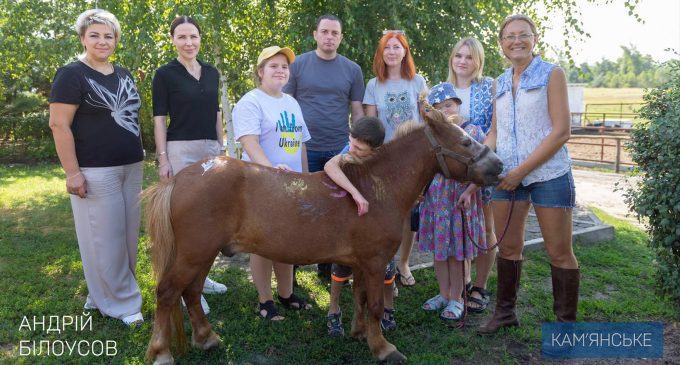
[257,46,295,66]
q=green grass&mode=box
[1,162,678,364]
[583,88,645,115]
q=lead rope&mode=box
[461,191,516,252]
[455,190,516,328]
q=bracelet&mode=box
[159,164,168,168]
[158,151,166,156]
[66,172,82,180]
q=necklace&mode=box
[82,57,114,75]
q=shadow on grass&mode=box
[2,166,678,364]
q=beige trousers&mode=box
[71,161,143,319]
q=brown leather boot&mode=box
[478,257,522,334]
[551,265,580,322]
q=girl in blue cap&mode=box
[418,82,487,321]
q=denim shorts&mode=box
[492,171,575,208]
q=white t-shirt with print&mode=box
[233,88,311,172]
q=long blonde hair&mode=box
[447,37,485,85]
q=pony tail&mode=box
[142,181,176,281]
[142,180,187,357]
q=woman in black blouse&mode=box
[152,16,227,312]
[48,9,143,326]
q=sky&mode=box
[541,0,679,64]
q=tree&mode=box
[562,45,669,88]
[0,0,640,158]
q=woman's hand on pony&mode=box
[496,167,526,191]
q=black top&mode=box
[152,59,220,141]
[49,61,143,167]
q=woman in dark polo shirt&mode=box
[152,16,227,311]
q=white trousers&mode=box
[167,139,221,173]
[71,161,143,319]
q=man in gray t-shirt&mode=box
[283,15,365,173]
[283,15,365,280]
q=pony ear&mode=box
[420,101,448,130]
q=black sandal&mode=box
[381,308,397,331]
[277,293,312,310]
[466,286,490,313]
[259,300,284,320]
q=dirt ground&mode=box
[571,168,641,226]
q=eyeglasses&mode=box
[383,29,405,36]
[501,33,534,42]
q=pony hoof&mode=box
[192,332,221,350]
[153,353,174,365]
[384,350,407,363]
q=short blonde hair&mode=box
[75,9,121,40]
[447,37,485,85]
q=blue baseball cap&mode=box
[427,82,462,106]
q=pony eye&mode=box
[399,96,407,102]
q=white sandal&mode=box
[422,294,449,311]
[440,300,464,321]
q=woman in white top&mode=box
[480,14,579,334]
[232,46,312,320]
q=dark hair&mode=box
[170,16,201,36]
[315,15,342,31]
[350,116,385,149]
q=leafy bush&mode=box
[0,92,56,162]
[625,59,680,303]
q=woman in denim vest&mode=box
[479,14,579,334]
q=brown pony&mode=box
[143,106,502,364]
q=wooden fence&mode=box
[567,134,635,173]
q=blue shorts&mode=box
[492,171,575,208]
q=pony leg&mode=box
[183,264,221,351]
[146,276,186,365]
[350,269,368,341]
[364,264,407,363]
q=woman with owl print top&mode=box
[363,31,427,289]
[48,9,144,326]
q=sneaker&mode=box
[380,308,396,331]
[326,311,345,337]
[83,295,97,310]
[181,295,210,315]
[122,312,143,326]
[203,277,227,294]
